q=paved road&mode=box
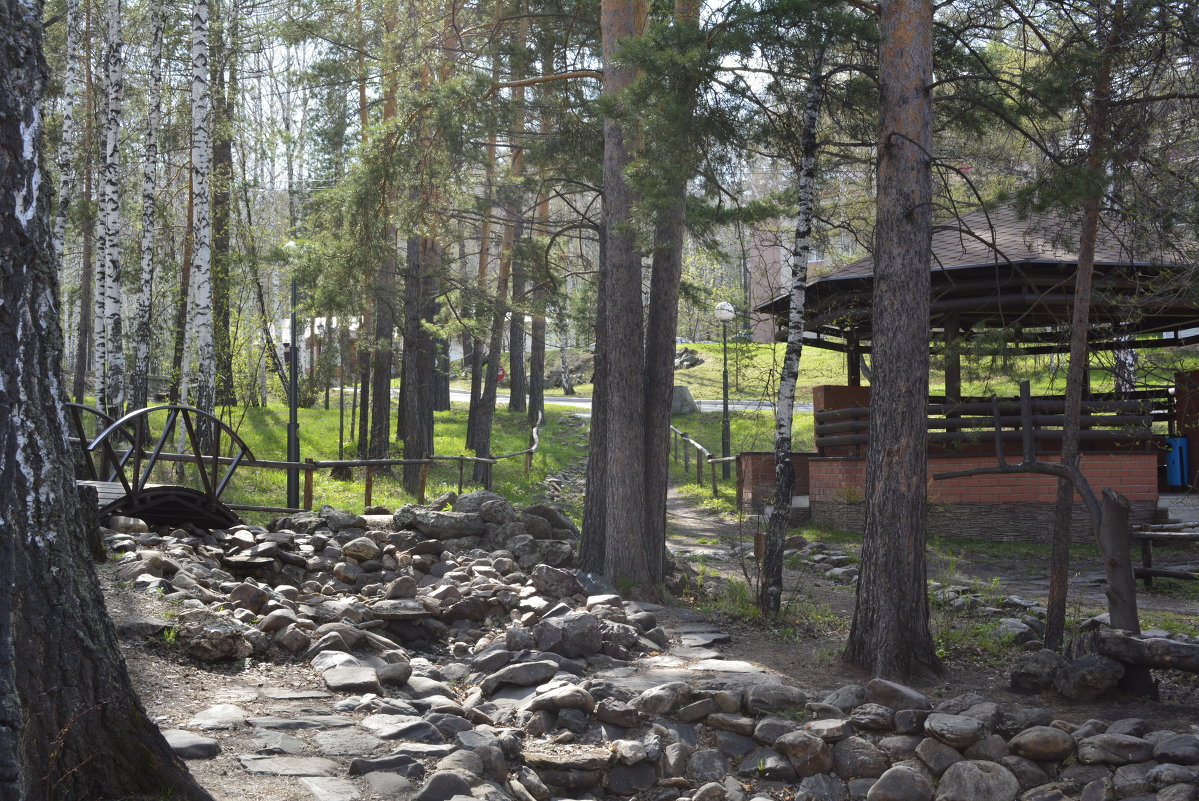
[445,388,812,413]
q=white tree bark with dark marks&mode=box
[50,0,84,268]
[130,0,164,412]
[1,3,218,797]
[98,0,125,417]
[760,54,824,614]
[186,0,216,423]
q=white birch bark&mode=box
[51,0,84,268]
[188,0,216,421]
[131,0,164,412]
[761,53,825,613]
[98,0,125,416]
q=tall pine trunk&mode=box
[130,0,164,413]
[760,54,823,614]
[0,4,216,797]
[508,256,527,412]
[844,0,941,680]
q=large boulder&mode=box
[175,611,253,662]
[411,511,486,539]
[935,761,1019,801]
[533,612,602,658]
[1054,654,1124,701]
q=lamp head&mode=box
[714,301,735,322]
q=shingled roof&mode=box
[813,205,1171,284]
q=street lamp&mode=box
[714,301,736,479]
[284,240,301,509]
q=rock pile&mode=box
[102,491,1199,801]
[675,349,704,370]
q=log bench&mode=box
[1128,526,1199,587]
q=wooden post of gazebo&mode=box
[944,312,961,406]
[847,333,861,387]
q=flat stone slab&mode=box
[247,728,307,755]
[188,703,246,730]
[247,716,322,730]
[262,687,333,700]
[370,599,432,620]
[596,666,782,694]
[314,729,388,756]
[162,729,221,759]
[300,777,362,801]
[680,632,732,647]
[238,755,341,776]
[672,647,722,660]
[688,659,767,674]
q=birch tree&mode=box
[186,0,217,426]
[51,0,85,268]
[96,0,125,417]
[1,1,218,796]
[130,0,164,413]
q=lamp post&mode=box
[284,241,301,509]
[714,301,735,479]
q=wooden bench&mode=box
[1129,525,1199,587]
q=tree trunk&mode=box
[1046,19,1116,652]
[556,301,574,395]
[187,0,216,431]
[844,0,941,680]
[368,231,396,460]
[761,54,824,615]
[466,136,495,450]
[51,0,84,274]
[130,0,164,413]
[97,0,125,418]
[584,0,652,595]
[73,157,95,403]
[211,0,235,407]
[402,237,436,491]
[508,255,527,412]
[580,229,609,573]
[0,5,215,797]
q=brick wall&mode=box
[737,452,814,513]
[808,451,1159,539]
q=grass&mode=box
[128,401,586,525]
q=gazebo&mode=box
[745,206,1199,539]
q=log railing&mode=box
[669,425,736,499]
[814,397,1158,454]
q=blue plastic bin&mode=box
[1166,436,1189,488]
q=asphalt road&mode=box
[445,388,812,413]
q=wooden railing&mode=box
[68,406,547,514]
[669,425,736,499]
[814,396,1159,455]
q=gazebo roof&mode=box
[755,206,1199,352]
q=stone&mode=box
[753,717,802,745]
[1009,727,1075,762]
[413,511,486,538]
[1160,784,1199,801]
[343,536,383,561]
[867,764,933,801]
[175,611,253,662]
[162,730,221,759]
[965,734,1009,763]
[481,661,559,695]
[708,713,756,736]
[738,747,796,781]
[744,683,807,714]
[1000,756,1049,791]
[248,729,308,755]
[528,684,595,714]
[878,735,923,761]
[1009,650,1068,692]
[348,753,428,777]
[935,760,1019,801]
[1112,761,1156,797]
[851,704,895,731]
[298,777,361,801]
[413,770,474,801]
[606,762,657,794]
[371,599,433,620]
[1148,763,1199,787]
[188,703,246,730]
[379,661,415,687]
[533,613,602,658]
[808,718,853,742]
[238,755,341,776]
[825,685,867,712]
[895,709,931,735]
[1076,734,1155,766]
[677,698,716,723]
[797,772,847,801]
[530,565,586,598]
[1054,655,1124,701]
[915,738,962,778]
[437,750,485,777]
[313,729,387,756]
[596,698,640,727]
[833,736,890,780]
[1155,734,1199,765]
[866,678,930,711]
[925,713,986,750]
[775,730,834,777]
[633,682,690,716]
[323,666,382,695]
[361,714,446,742]
[694,781,727,801]
[688,749,728,782]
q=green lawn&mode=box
[128,402,586,524]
